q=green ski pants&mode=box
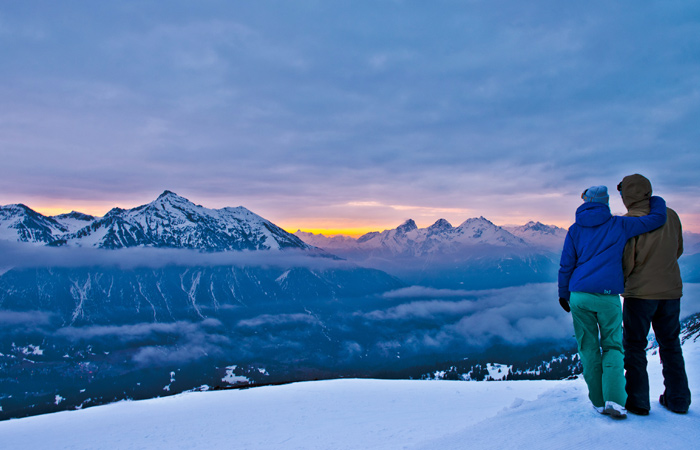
[570,292,627,408]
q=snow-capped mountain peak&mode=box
[294,230,359,249]
[427,218,453,234]
[324,216,528,257]
[457,216,493,229]
[157,189,177,199]
[51,211,96,234]
[454,217,525,246]
[514,221,562,235]
[69,191,312,251]
[396,219,418,234]
[1,192,312,252]
[0,203,68,243]
[504,221,567,250]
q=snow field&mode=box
[0,339,697,449]
[0,379,561,450]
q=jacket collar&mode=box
[575,202,612,227]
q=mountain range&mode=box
[0,191,406,326]
[2,192,698,421]
[0,192,571,255]
[295,218,568,289]
[295,218,567,255]
[0,192,571,290]
[1,190,311,251]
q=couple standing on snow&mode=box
[558,174,691,420]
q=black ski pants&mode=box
[623,297,691,411]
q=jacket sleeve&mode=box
[558,230,576,300]
[619,196,667,239]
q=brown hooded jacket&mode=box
[620,174,683,299]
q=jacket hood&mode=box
[619,174,652,211]
[575,201,612,227]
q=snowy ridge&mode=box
[503,221,568,250]
[297,217,528,257]
[0,191,312,251]
[296,219,694,256]
[0,204,68,244]
[294,231,360,250]
[1,338,697,449]
[51,212,95,234]
[64,190,311,250]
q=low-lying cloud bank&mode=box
[0,241,350,271]
[367,282,700,353]
[0,310,53,326]
[55,319,230,366]
[365,283,574,350]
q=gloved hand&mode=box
[559,297,571,313]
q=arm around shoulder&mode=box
[622,196,667,239]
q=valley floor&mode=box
[1,339,698,450]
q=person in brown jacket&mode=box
[619,174,691,415]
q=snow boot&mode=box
[660,394,688,414]
[625,402,649,416]
[603,401,627,419]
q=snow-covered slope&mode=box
[0,204,68,244]
[50,212,95,234]
[1,338,697,449]
[66,190,312,250]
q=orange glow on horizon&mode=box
[287,227,383,238]
[14,202,700,235]
[29,203,126,218]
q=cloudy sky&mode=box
[1,1,699,235]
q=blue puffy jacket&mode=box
[558,196,667,300]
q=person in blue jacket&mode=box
[558,185,667,419]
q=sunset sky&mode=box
[1,1,699,235]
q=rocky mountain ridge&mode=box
[296,218,567,255]
[0,191,311,252]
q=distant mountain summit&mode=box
[503,221,567,250]
[298,217,527,257]
[294,217,562,289]
[1,191,312,251]
[51,211,96,234]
